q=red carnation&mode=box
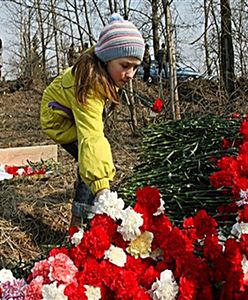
[240,234,248,257]
[4,165,19,176]
[135,186,161,215]
[78,258,104,287]
[193,210,218,239]
[239,205,248,222]
[69,226,80,239]
[221,138,232,150]
[49,246,68,257]
[64,282,87,300]
[161,227,194,261]
[182,217,197,243]
[240,120,248,139]
[90,214,117,238]
[152,97,163,113]
[82,225,110,259]
[203,235,222,261]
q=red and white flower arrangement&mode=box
[3,114,248,299]
[0,162,51,181]
[1,183,248,299]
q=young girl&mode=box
[40,14,145,226]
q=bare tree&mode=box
[232,0,248,77]
[65,0,75,43]
[220,0,235,100]
[162,0,180,120]
[151,0,160,61]
[34,0,47,80]
[108,0,118,14]
[83,0,94,46]
[204,0,212,76]
[65,0,84,48]
[50,0,60,74]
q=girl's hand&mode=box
[95,188,110,199]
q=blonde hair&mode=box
[72,47,119,105]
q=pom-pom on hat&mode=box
[95,13,145,63]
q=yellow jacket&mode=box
[40,67,116,194]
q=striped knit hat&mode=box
[95,13,145,63]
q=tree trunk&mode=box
[126,80,139,135]
[234,0,246,77]
[162,0,181,120]
[50,0,60,74]
[83,0,94,46]
[123,0,128,19]
[65,0,75,44]
[204,0,212,77]
[72,0,84,48]
[92,0,105,26]
[220,0,235,101]
[35,0,47,82]
[151,0,160,61]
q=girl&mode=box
[40,14,145,227]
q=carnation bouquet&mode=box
[2,114,248,299]
[1,183,248,299]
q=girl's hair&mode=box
[72,47,119,105]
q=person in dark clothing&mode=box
[158,43,169,78]
[143,44,151,82]
[67,43,78,67]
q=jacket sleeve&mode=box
[71,93,116,195]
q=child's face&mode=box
[106,57,141,87]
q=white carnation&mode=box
[17,168,25,175]
[104,244,127,267]
[93,190,124,220]
[231,221,248,239]
[149,269,178,300]
[217,230,226,249]
[0,268,15,284]
[117,206,143,241]
[153,196,165,216]
[42,282,68,300]
[242,255,248,274]
[231,222,242,238]
[240,189,248,200]
[71,228,84,246]
[237,189,248,206]
[84,285,101,300]
[240,222,248,234]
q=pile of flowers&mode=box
[1,184,248,299]
[210,115,248,213]
[3,114,248,299]
[0,160,53,181]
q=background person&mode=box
[40,13,145,227]
[158,42,169,78]
[143,44,151,82]
[67,43,78,67]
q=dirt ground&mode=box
[0,84,146,268]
